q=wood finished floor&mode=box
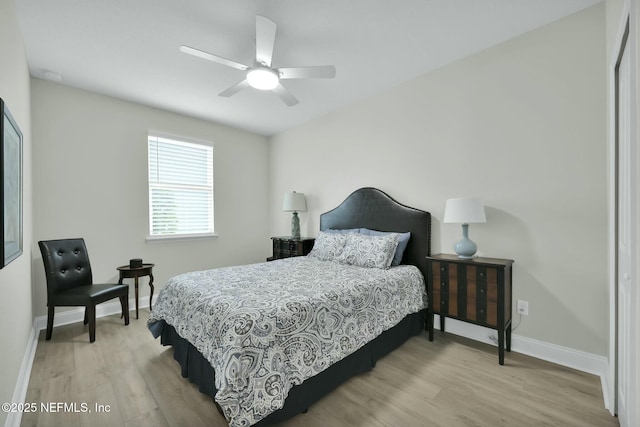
[22,310,618,427]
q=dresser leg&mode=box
[426,310,434,341]
[498,327,505,365]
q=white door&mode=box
[615,21,637,427]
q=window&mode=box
[147,134,214,240]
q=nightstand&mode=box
[268,237,315,261]
[426,254,514,365]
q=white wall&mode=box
[0,0,32,425]
[269,4,608,356]
[31,79,270,318]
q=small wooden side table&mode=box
[117,263,154,319]
[426,254,514,365]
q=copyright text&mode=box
[2,402,111,413]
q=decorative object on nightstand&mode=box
[426,254,514,365]
[283,191,307,239]
[443,197,486,259]
[268,236,315,261]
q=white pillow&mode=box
[360,229,411,266]
[336,233,399,269]
[307,231,347,261]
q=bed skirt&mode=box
[150,309,426,425]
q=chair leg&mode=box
[83,307,89,325]
[87,305,96,343]
[46,306,54,340]
[120,295,130,325]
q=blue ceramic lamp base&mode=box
[454,223,477,259]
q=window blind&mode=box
[148,135,214,237]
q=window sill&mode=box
[145,233,219,243]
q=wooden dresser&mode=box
[426,254,514,365]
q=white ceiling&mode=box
[17,0,601,136]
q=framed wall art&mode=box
[1,98,23,268]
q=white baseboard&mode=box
[4,295,156,427]
[4,325,39,427]
[433,317,612,411]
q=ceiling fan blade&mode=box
[279,65,336,80]
[272,83,299,106]
[255,15,277,67]
[180,45,249,71]
[219,79,250,97]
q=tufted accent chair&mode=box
[38,238,129,343]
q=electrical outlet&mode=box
[517,300,529,316]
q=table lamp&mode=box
[443,197,486,259]
[283,191,307,239]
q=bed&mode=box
[148,187,434,426]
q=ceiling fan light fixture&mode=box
[247,67,279,90]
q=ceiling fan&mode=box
[180,15,336,106]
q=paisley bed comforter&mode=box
[148,256,427,427]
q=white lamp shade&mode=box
[443,198,486,224]
[283,191,307,212]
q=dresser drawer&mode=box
[433,261,459,319]
[465,265,499,328]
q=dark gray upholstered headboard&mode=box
[319,187,431,279]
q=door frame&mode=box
[608,0,638,424]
